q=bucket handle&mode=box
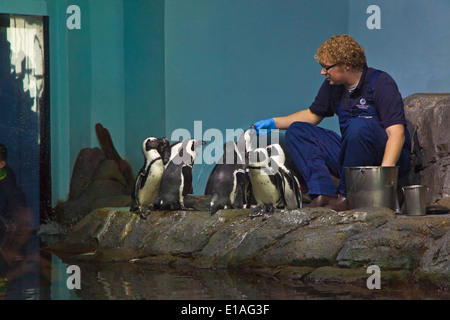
[348,168,365,196]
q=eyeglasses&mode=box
[320,62,340,72]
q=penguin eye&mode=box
[145,140,152,151]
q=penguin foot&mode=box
[180,203,197,211]
[262,212,273,221]
[248,208,264,219]
[140,209,151,219]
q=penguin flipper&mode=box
[233,169,247,208]
[182,165,193,196]
[292,175,302,208]
[274,171,287,208]
[130,166,148,212]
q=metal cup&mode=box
[402,185,427,216]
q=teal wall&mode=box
[1,0,450,202]
[348,0,450,97]
[164,0,347,193]
[124,0,166,172]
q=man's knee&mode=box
[286,121,317,144]
[345,118,386,144]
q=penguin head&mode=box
[173,139,205,165]
[235,126,257,165]
[222,141,243,165]
[242,126,257,154]
[156,138,170,153]
[142,137,167,161]
[267,144,285,166]
[143,137,159,152]
[248,147,270,168]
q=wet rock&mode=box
[336,216,450,271]
[54,151,133,227]
[403,93,450,205]
[45,198,450,287]
[68,147,105,200]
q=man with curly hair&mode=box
[253,34,411,211]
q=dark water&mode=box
[1,233,449,300]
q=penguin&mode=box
[267,144,302,210]
[157,137,172,166]
[158,139,205,210]
[205,126,258,214]
[205,141,249,215]
[236,125,258,166]
[247,147,285,220]
[130,137,167,219]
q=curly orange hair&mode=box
[315,34,366,69]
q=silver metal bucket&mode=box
[402,185,427,216]
[345,166,399,210]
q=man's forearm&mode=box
[382,124,405,166]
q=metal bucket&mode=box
[402,185,427,216]
[345,166,399,210]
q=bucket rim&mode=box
[344,166,399,170]
[402,184,426,189]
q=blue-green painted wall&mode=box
[164,0,347,193]
[1,0,450,202]
[124,0,166,172]
[348,0,450,97]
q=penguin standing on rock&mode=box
[267,144,302,210]
[205,126,257,214]
[158,139,205,210]
[130,137,168,219]
[247,147,285,220]
[205,141,249,215]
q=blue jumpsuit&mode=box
[285,68,411,198]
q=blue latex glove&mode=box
[253,118,276,135]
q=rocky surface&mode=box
[46,196,450,288]
[403,93,450,206]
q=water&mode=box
[1,233,448,300]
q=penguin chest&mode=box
[139,161,164,205]
[249,169,280,205]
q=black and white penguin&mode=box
[267,144,302,210]
[130,137,167,219]
[205,141,249,215]
[205,126,258,214]
[158,139,205,210]
[247,147,285,220]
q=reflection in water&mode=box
[0,216,448,300]
[1,212,449,300]
[58,261,448,300]
[2,240,450,300]
[0,209,51,300]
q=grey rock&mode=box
[403,93,450,205]
[46,199,450,287]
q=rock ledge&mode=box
[46,196,450,288]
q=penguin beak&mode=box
[194,140,206,148]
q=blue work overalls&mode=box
[285,70,411,197]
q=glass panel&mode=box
[0,14,49,230]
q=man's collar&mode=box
[352,64,368,95]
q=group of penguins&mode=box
[130,126,304,221]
